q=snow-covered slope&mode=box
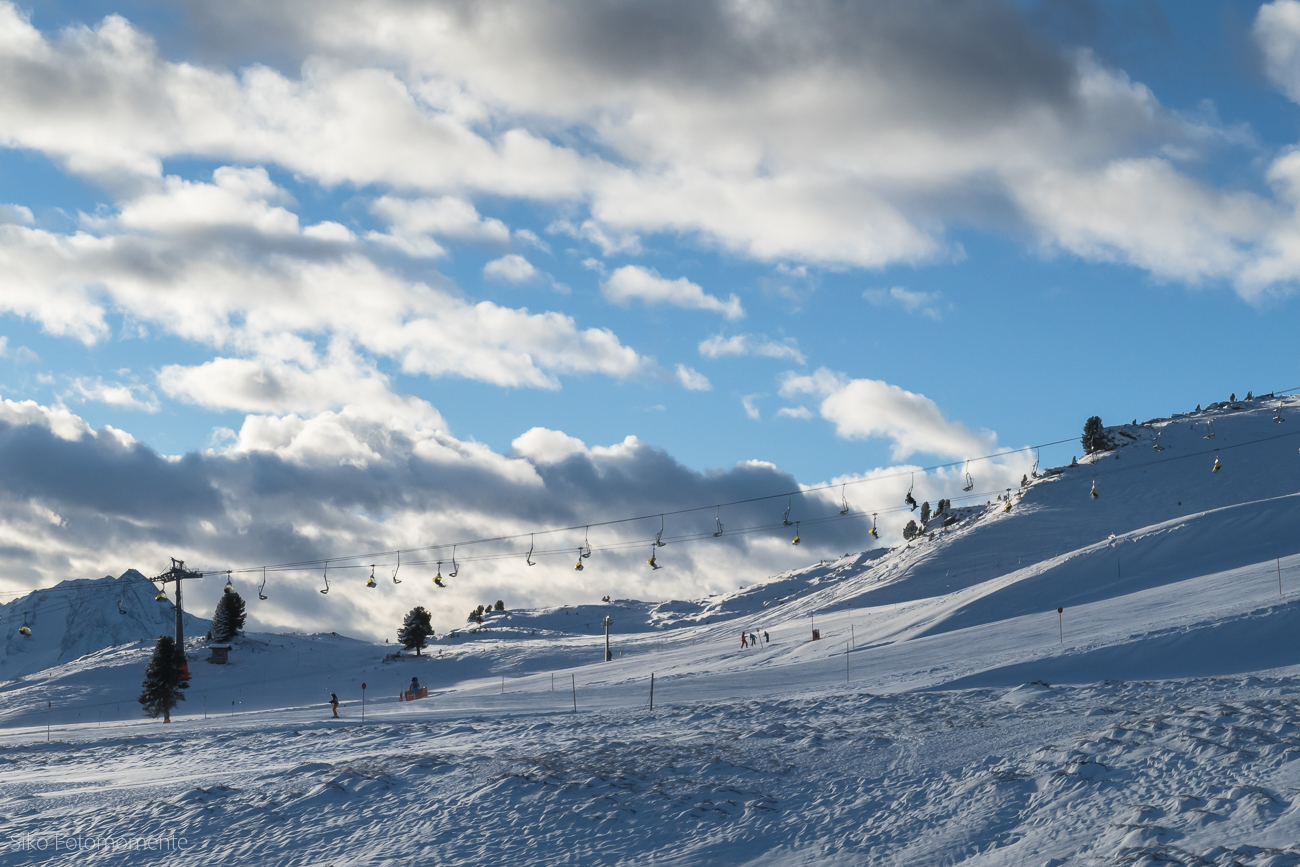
[0,570,209,679]
[4,396,1300,864]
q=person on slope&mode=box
[410,677,420,696]
[749,632,758,648]
[741,632,748,649]
[763,631,770,645]
[330,692,339,718]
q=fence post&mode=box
[650,673,655,711]
[571,674,577,713]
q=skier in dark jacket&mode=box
[330,692,339,718]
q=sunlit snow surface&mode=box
[4,398,1300,865]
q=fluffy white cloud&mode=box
[483,253,538,283]
[741,394,762,421]
[699,333,804,363]
[369,195,510,257]
[674,364,712,392]
[775,406,812,420]
[1258,1,1300,104]
[780,368,993,460]
[602,265,743,319]
[68,377,160,413]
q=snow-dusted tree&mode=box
[207,591,247,642]
[398,606,434,656]
[1081,416,1112,453]
[919,501,931,526]
[494,600,505,611]
[902,520,919,541]
[138,636,188,723]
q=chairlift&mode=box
[1031,448,1040,478]
[155,587,168,602]
[1204,420,1216,440]
[647,547,661,570]
[1003,500,1012,513]
[1212,450,1221,473]
[391,553,402,585]
[433,561,445,587]
[320,563,330,595]
[1153,430,1164,452]
[1090,476,1099,499]
[223,573,234,595]
[654,515,667,548]
[18,614,30,637]
[574,548,585,571]
[366,565,377,589]
[792,521,801,546]
[449,546,459,579]
[869,513,879,539]
[905,473,918,510]
[962,463,974,493]
[581,527,592,559]
[783,495,794,527]
[1275,402,1285,423]
[117,598,126,615]
[258,566,268,600]
[713,507,724,537]
[839,484,850,516]
[526,534,535,566]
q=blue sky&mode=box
[1,0,1299,632]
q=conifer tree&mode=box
[1081,416,1112,453]
[920,501,931,525]
[398,606,434,656]
[207,591,247,642]
[902,519,919,541]
[138,636,188,723]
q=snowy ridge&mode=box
[4,398,1300,863]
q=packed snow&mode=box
[3,397,1300,865]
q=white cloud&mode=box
[1258,1,1300,104]
[483,253,538,283]
[780,368,993,460]
[741,394,761,420]
[674,364,712,392]
[775,406,812,420]
[511,426,587,464]
[602,265,743,319]
[68,377,160,413]
[368,195,509,257]
[698,333,804,363]
[863,287,945,320]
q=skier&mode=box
[330,692,339,718]
[409,677,420,696]
[741,632,748,649]
[763,631,770,645]
[749,632,757,648]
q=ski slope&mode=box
[3,397,1300,865]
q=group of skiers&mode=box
[740,630,770,649]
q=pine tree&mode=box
[902,519,919,541]
[919,501,931,526]
[494,600,504,611]
[1081,416,1113,453]
[138,636,188,723]
[398,606,434,656]
[207,591,247,642]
